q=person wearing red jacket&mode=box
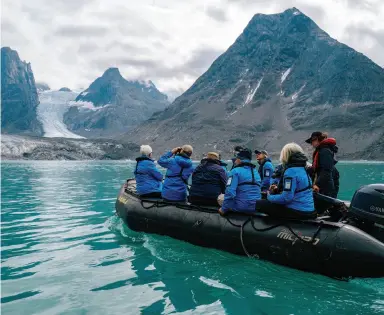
[305,131,340,198]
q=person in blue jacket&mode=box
[256,143,316,219]
[189,152,227,206]
[218,148,261,215]
[134,145,163,198]
[158,145,194,202]
[270,163,284,187]
[255,149,274,192]
[230,145,245,171]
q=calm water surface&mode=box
[1,161,384,315]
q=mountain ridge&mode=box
[63,67,170,138]
[1,47,43,136]
[127,8,384,159]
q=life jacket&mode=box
[258,158,272,179]
[312,138,337,170]
[234,162,261,187]
[278,153,312,193]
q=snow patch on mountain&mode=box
[244,78,263,106]
[281,68,292,83]
[37,90,84,138]
[68,100,111,111]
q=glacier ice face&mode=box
[37,90,84,138]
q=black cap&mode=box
[236,148,252,160]
[305,131,322,144]
[254,149,268,155]
[234,145,245,152]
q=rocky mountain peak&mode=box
[130,8,384,159]
[101,67,124,81]
[64,68,169,137]
[1,47,43,136]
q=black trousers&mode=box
[188,195,219,207]
[140,192,162,199]
[256,199,317,219]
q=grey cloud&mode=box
[1,20,17,33]
[77,42,100,54]
[91,57,158,73]
[296,4,326,24]
[344,24,384,67]
[345,0,375,10]
[55,25,109,37]
[115,58,159,68]
[347,25,384,47]
[137,48,224,80]
[20,0,96,24]
[184,48,224,72]
[205,6,229,22]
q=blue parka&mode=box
[134,156,163,195]
[158,151,194,201]
[222,159,261,213]
[190,158,227,199]
[258,158,274,191]
[268,153,314,212]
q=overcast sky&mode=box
[1,0,383,98]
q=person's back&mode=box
[220,149,261,214]
[257,144,316,219]
[158,145,194,202]
[314,139,339,197]
[268,166,314,212]
[190,153,227,206]
[134,145,163,197]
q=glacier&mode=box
[37,90,84,138]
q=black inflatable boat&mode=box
[115,180,384,278]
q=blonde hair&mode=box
[207,152,219,160]
[280,142,305,165]
[140,145,152,156]
[182,144,193,154]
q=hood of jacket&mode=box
[201,158,221,166]
[258,157,272,165]
[175,154,192,168]
[286,152,308,167]
[136,156,153,162]
[318,138,338,153]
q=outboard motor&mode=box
[349,184,384,242]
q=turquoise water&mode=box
[1,161,384,315]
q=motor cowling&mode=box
[350,184,384,225]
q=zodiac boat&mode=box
[116,179,384,278]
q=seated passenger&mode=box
[256,143,316,219]
[218,148,261,215]
[230,145,245,171]
[134,145,163,198]
[158,145,194,202]
[189,152,227,206]
[255,149,274,192]
[270,163,284,187]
